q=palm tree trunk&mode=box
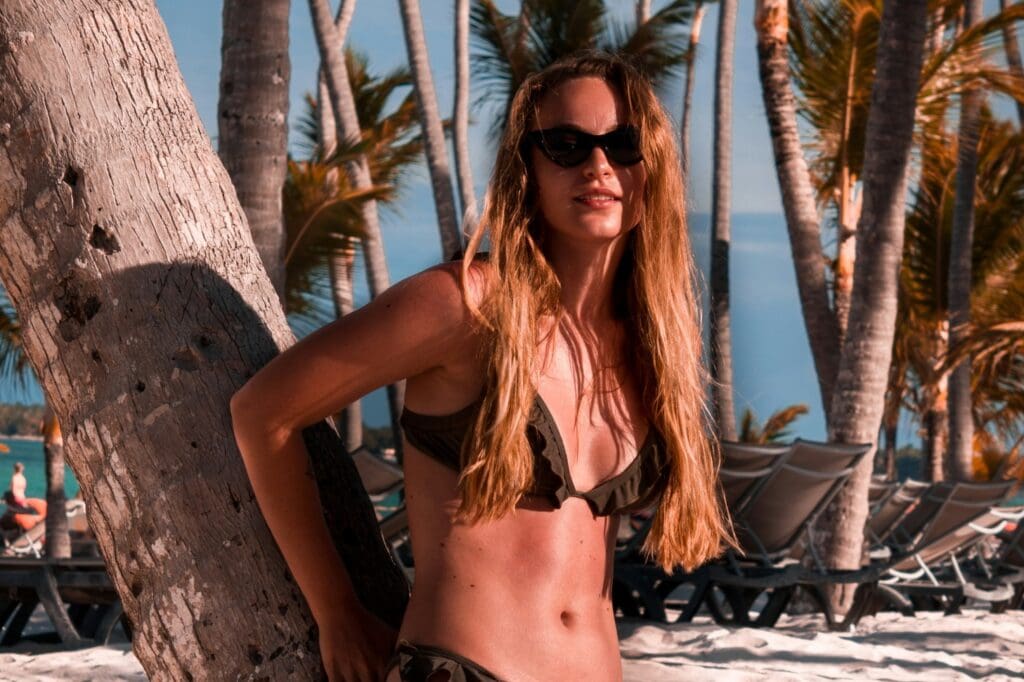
[710,0,738,440]
[454,0,478,232]
[924,319,949,481]
[755,0,840,419]
[834,45,862,348]
[218,0,291,304]
[308,0,405,459]
[318,75,363,453]
[817,0,929,613]
[42,406,70,559]
[881,418,897,480]
[680,2,706,181]
[328,243,363,452]
[636,0,652,26]
[0,2,408,674]
[999,0,1024,127]
[948,0,985,483]
[398,0,463,260]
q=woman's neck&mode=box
[543,232,630,326]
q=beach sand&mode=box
[1,607,1022,680]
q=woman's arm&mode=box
[230,263,479,677]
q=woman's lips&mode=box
[573,193,621,209]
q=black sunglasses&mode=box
[524,126,643,168]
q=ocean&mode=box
[0,437,79,500]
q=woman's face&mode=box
[527,77,646,245]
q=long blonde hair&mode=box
[457,52,732,572]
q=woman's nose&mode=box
[581,146,612,177]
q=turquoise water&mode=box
[0,437,79,499]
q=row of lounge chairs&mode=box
[613,439,1024,629]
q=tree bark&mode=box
[453,0,477,235]
[42,405,70,559]
[819,0,928,613]
[397,0,463,260]
[0,2,407,676]
[755,0,839,420]
[636,0,652,26]
[308,0,405,459]
[680,3,705,184]
[318,74,363,453]
[710,0,738,440]
[999,0,1024,127]
[218,0,291,304]
[947,0,984,482]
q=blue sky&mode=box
[12,0,1013,448]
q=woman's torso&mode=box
[396,313,654,681]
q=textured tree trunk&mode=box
[0,2,408,677]
[834,46,862,349]
[818,0,928,613]
[318,74,363,453]
[398,0,463,260]
[636,0,652,26]
[218,0,291,303]
[948,0,984,482]
[924,319,949,481]
[880,418,897,480]
[680,2,705,182]
[42,405,70,559]
[709,0,738,440]
[308,0,405,459]
[999,0,1024,126]
[453,0,477,234]
[755,0,840,420]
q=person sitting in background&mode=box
[9,462,27,507]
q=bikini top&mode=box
[399,393,670,516]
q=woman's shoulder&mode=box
[400,253,495,319]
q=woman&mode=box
[232,51,732,681]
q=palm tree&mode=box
[290,49,429,450]
[398,0,463,260]
[709,0,738,439]
[0,0,408,672]
[308,0,406,453]
[680,2,707,180]
[756,0,1024,426]
[217,0,291,301]
[999,0,1024,126]
[738,404,809,444]
[470,0,695,134]
[815,0,929,614]
[0,289,70,558]
[454,0,478,232]
[754,0,840,415]
[948,0,985,481]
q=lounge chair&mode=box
[2,498,89,558]
[613,441,796,623]
[350,447,412,581]
[869,481,1019,614]
[865,479,931,551]
[700,439,872,628]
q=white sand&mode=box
[3,607,1023,680]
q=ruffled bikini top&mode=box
[399,393,669,516]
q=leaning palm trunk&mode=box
[308,0,406,458]
[453,0,478,233]
[947,0,985,482]
[218,0,291,303]
[755,0,840,418]
[329,244,363,452]
[817,0,929,613]
[710,0,739,440]
[0,2,408,676]
[679,3,705,180]
[999,0,1024,126]
[636,0,652,25]
[318,75,363,452]
[397,0,462,260]
[42,406,70,559]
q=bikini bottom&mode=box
[389,639,502,682]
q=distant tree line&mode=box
[0,403,44,437]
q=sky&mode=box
[4,0,1015,447]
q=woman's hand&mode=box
[319,606,398,682]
